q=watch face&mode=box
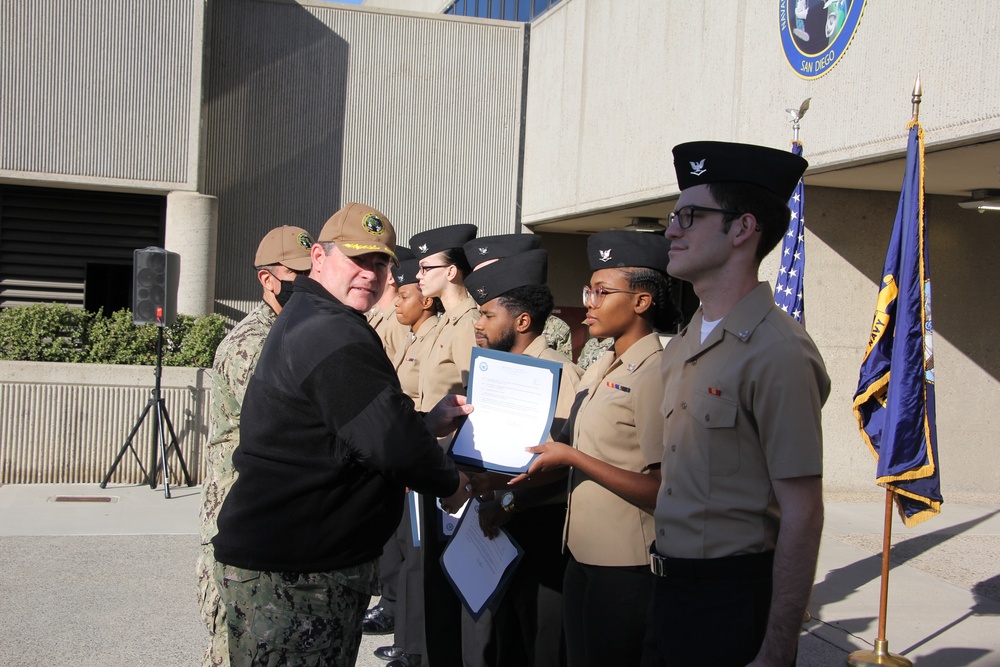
[501,492,514,510]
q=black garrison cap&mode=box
[463,234,542,270]
[586,230,670,273]
[672,141,808,202]
[409,224,478,258]
[467,249,548,305]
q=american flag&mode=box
[774,141,806,324]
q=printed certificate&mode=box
[448,347,561,474]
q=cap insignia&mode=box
[689,159,707,176]
[296,233,313,250]
[363,214,385,236]
[418,243,428,254]
[478,247,489,255]
[476,287,488,299]
[598,249,612,263]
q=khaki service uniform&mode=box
[645,283,830,666]
[564,332,665,566]
[654,283,829,559]
[368,303,411,361]
[392,315,441,409]
[561,331,665,667]
[417,294,479,407]
[523,334,584,438]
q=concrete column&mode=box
[164,191,219,317]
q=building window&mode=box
[442,0,563,22]
[0,184,165,312]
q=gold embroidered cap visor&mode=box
[318,202,399,267]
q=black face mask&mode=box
[274,280,296,308]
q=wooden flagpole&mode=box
[847,74,922,667]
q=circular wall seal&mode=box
[779,0,866,80]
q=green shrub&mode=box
[87,309,161,365]
[0,303,92,362]
[0,304,226,367]
[167,313,226,368]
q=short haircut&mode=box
[496,284,554,335]
[708,182,792,261]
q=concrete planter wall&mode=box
[0,361,209,485]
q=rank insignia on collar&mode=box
[626,363,637,372]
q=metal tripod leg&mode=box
[99,398,154,489]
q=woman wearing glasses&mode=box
[514,229,678,667]
[406,223,484,667]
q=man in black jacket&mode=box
[213,202,472,667]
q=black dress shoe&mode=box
[362,606,395,635]
[373,645,406,661]
[386,654,422,667]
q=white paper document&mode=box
[440,498,524,620]
[449,348,561,473]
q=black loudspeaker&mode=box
[133,247,180,326]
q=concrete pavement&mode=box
[0,483,997,666]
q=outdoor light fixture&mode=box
[957,189,1000,213]
[624,216,667,233]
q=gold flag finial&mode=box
[911,73,922,121]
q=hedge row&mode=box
[0,303,226,367]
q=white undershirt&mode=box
[700,316,722,344]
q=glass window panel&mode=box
[478,0,489,18]
[516,0,530,22]
[490,0,503,19]
[503,0,517,21]
[533,0,548,19]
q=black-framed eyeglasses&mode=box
[667,205,742,230]
[416,264,449,275]
[582,285,639,308]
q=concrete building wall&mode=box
[755,187,1000,497]
[204,0,527,318]
[0,0,206,192]
[522,0,1000,222]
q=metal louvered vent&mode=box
[0,185,165,310]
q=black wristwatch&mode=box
[500,491,516,513]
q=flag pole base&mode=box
[848,640,913,667]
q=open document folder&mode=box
[448,347,561,474]
[440,497,524,620]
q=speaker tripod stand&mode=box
[100,324,193,498]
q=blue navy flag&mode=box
[852,122,941,527]
[774,141,806,324]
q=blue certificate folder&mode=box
[439,498,525,621]
[447,347,562,474]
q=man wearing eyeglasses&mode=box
[644,142,831,667]
[197,225,314,667]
